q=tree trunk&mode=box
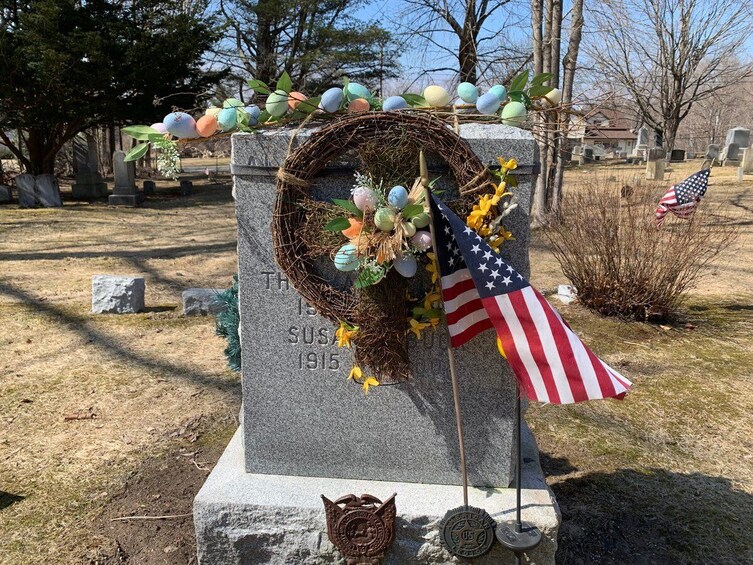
[552,0,584,217]
[531,0,548,225]
[458,31,478,83]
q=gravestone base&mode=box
[108,193,144,207]
[72,172,108,199]
[194,427,559,565]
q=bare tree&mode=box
[400,0,529,84]
[531,0,584,224]
[589,0,753,153]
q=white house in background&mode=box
[568,107,641,157]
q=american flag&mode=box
[430,194,632,404]
[655,169,710,226]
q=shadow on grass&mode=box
[0,491,24,511]
[0,280,238,396]
[543,456,753,564]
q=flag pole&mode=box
[420,151,469,507]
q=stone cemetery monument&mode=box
[725,126,750,149]
[108,150,143,207]
[91,275,145,314]
[742,148,753,174]
[72,133,108,199]
[182,289,226,316]
[721,143,741,167]
[194,118,560,564]
[35,174,62,207]
[645,148,667,180]
[629,125,650,162]
[706,144,720,163]
[16,173,37,208]
[143,180,156,195]
[670,149,685,163]
[0,185,11,204]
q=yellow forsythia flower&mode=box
[496,337,507,358]
[408,319,430,338]
[362,376,379,394]
[423,291,440,311]
[335,321,357,348]
[348,366,363,381]
[425,253,439,283]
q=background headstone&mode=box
[182,288,226,316]
[636,126,650,147]
[180,180,193,196]
[646,158,666,180]
[108,151,143,206]
[0,185,11,204]
[15,174,37,208]
[647,147,666,162]
[143,180,156,195]
[91,275,145,314]
[72,133,108,199]
[722,143,741,166]
[35,174,62,207]
[742,148,753,173]
[670,149,685,162]
[725,127,750,149]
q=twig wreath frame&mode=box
[272,111,493,382]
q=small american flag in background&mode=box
[655,168,710,226]
[430,194,632,404]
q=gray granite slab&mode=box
[35,174,62,207]
[92,275,145,314]
[0,185,11,204]
[16,174,37,208]
[233,123,537,488]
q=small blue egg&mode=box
[163,112,198,139]
[457,82,478,103]
[217,107,238,131]
[382,96,408,111]
[334,243,360,271]
[394,254,418,278]
[476,92,501,115]
[245,105,261,126]
[346,82,371,102]
[489,85,507,101]
[387,185,409,209]
[320,87,344,113]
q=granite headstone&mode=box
[35,174,62,207]
[16,174,37,208]
[72,133,108,199]
[670,149,685,162]
[725,127,750,149]
[0,185,11,204]
[108,150,143,206]
[722,143,741,165]
[234,124,539,488]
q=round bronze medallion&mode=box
[439,505,496,558]
[335,509,388,556]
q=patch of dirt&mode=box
[93,430,229,565]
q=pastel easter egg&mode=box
[163,112,198,138]
[545,88,562,106]
[334,243,360,272]
[265,90,289,117]
[223,98,244,109]
[411,212,430,228]
[387,185,409,209]
[245,105,261,126]
[320,87,344,113]
[423,85,451,107]
[150,122,168,134]
[402,221,417,237]
[288,91,307,110]
[489,85,507,101]
[217,107,238,131]
[196,114,218,137]
[374,208,396,232]
[341,218,363,239]
[476,92,501,115]
[394,254,418,278]
[501,101,527,125]
[411,231,432,251]
[346,82,371,102]
[205,107,221,118]
[352,187,378,212]
[382,96,408,111]
[348,98,370,113]
[457,82,478,103]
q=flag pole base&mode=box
[495,520,543,552]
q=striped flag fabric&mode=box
[430,194,632,404]
[655,168,710,226]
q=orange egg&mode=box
[196,114,218,137]
[288,91,308,110]
[342,218,364,238]
[347,98,370,113]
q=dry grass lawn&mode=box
[0,161,751,564]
